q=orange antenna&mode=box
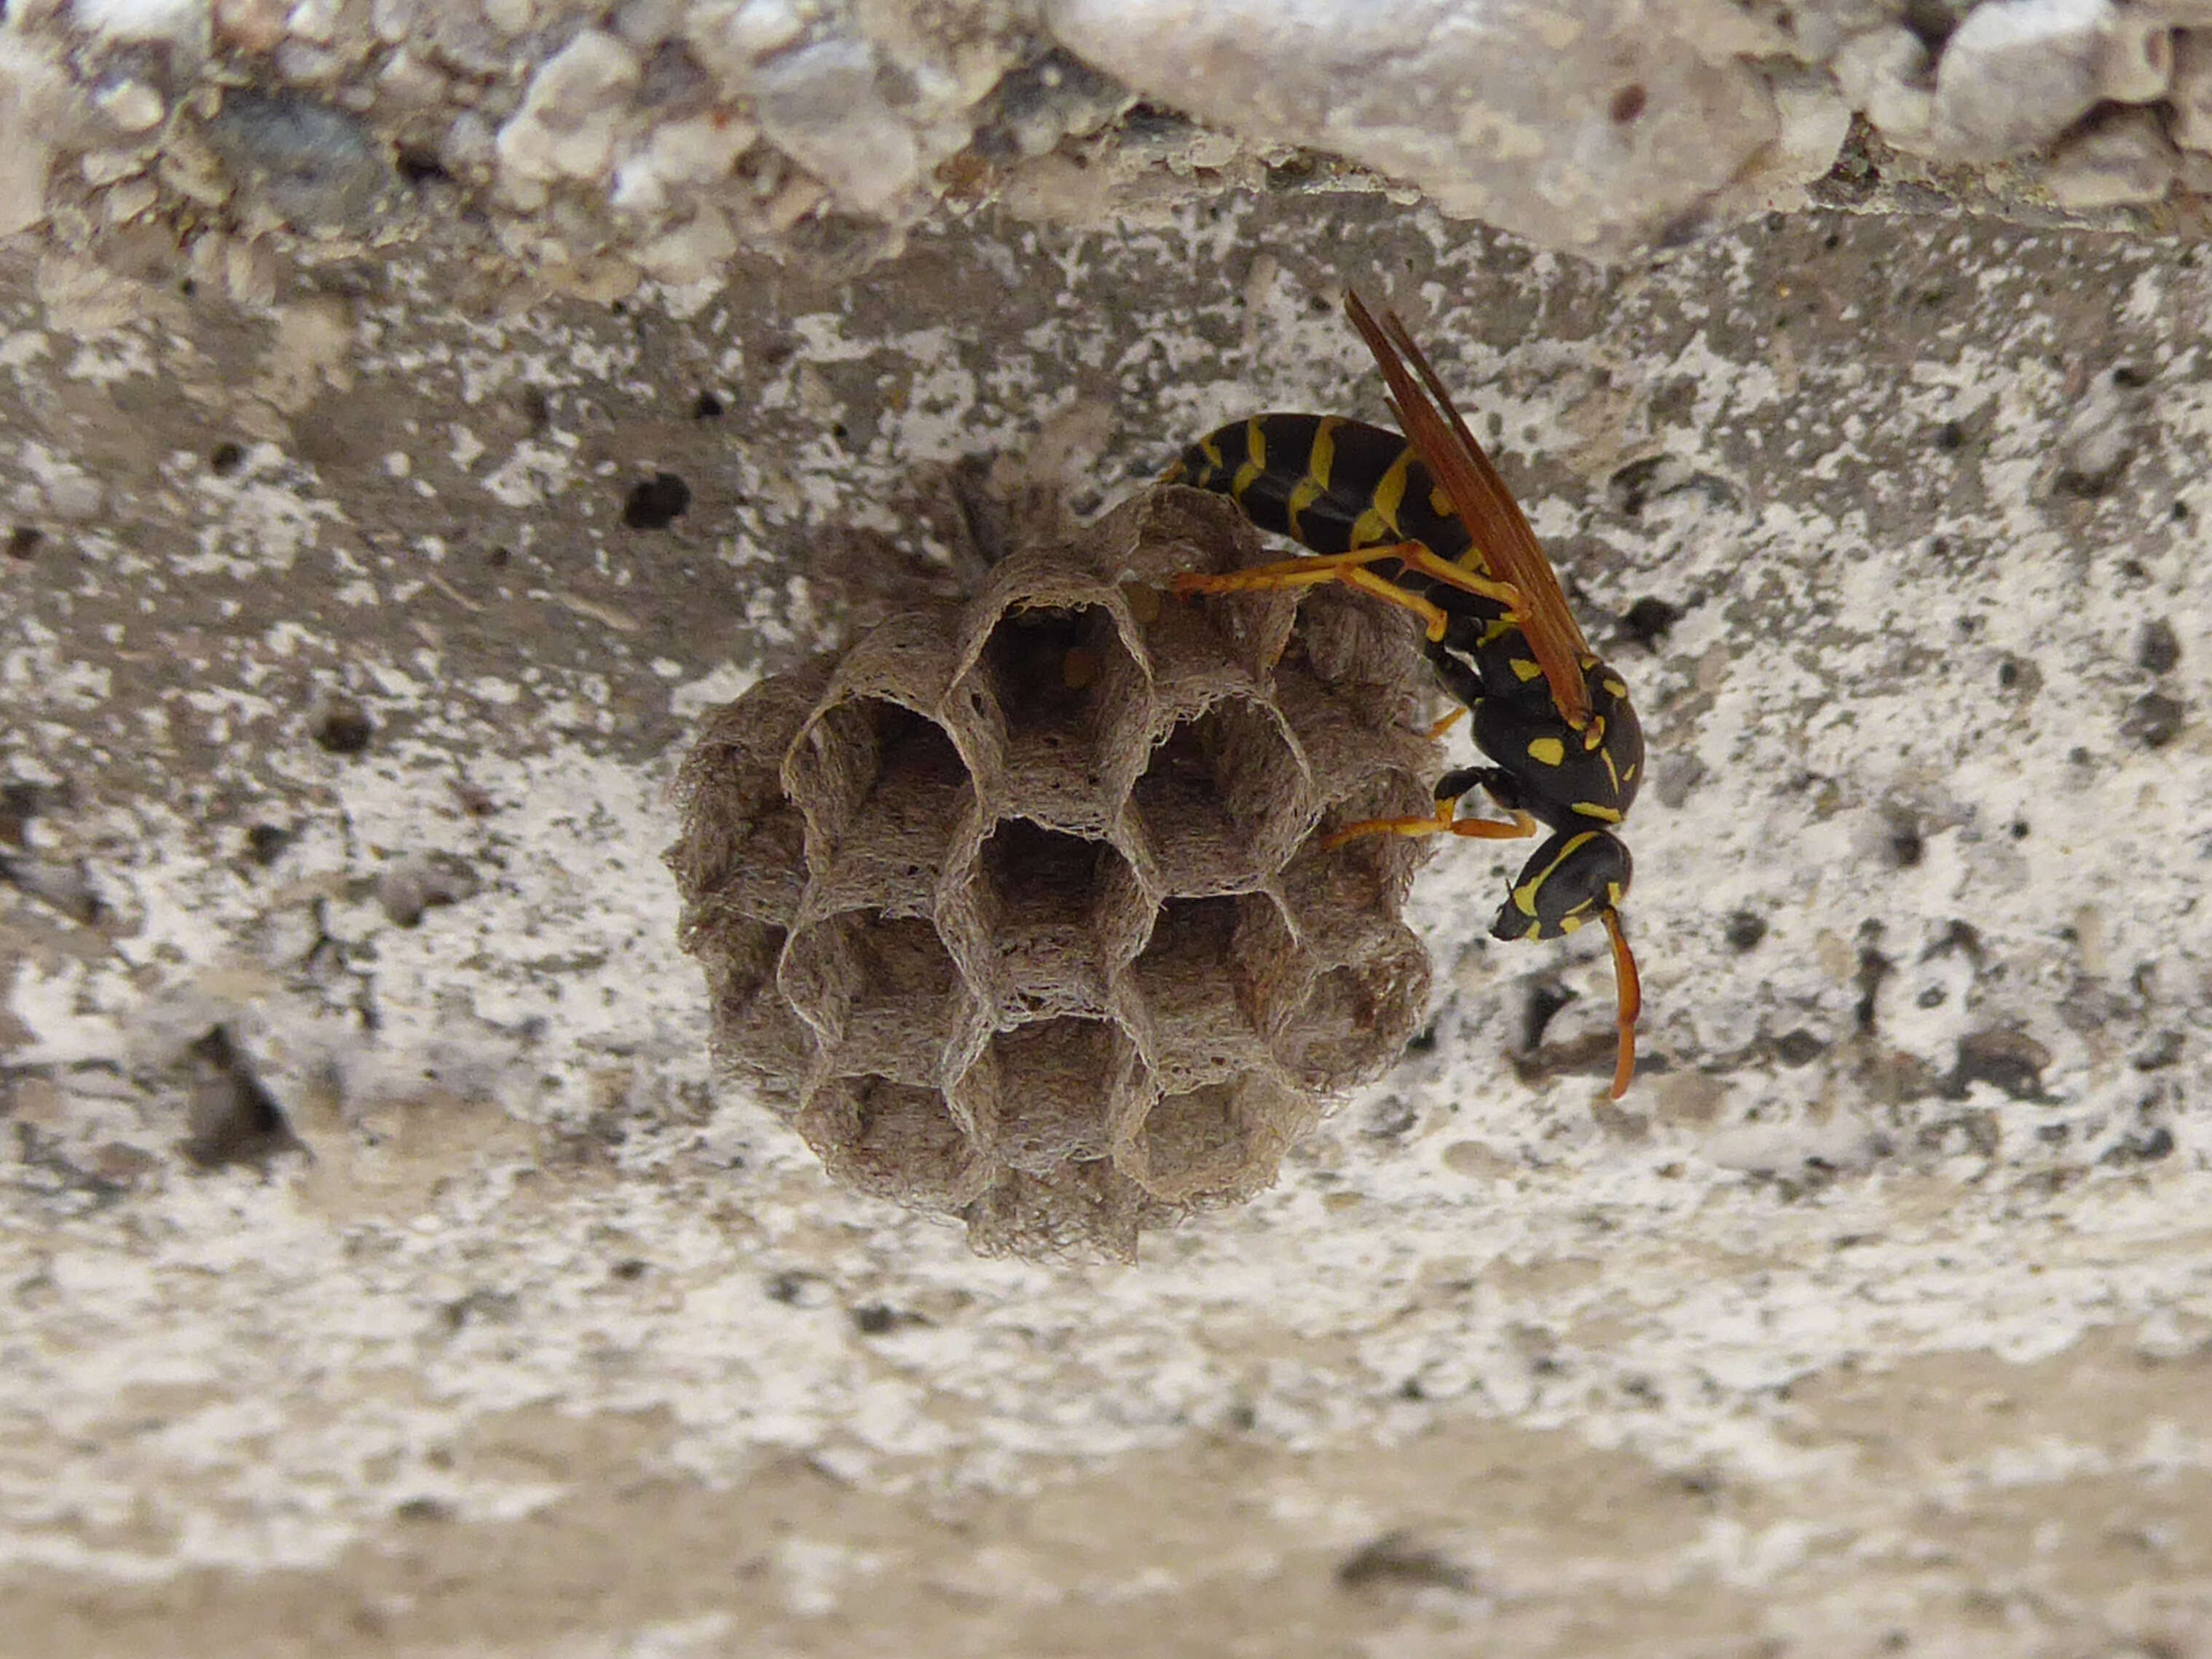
[1603,907,1640,1099]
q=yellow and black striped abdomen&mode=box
[1170,415,1478,567]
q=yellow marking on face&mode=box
[1621,762,1638,782]
[1600,747,1621,795]
[1511,830,1596,926]
[1510,656,1544,682]
[1527,736,1567,767]
[1603,677,1629,699]
[1348,444,1414,548]
[1430,486,1455,516]
[1573,802,1623,823]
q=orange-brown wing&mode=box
[1343,291,1592,728]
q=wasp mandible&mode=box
[1167,292,1644,1097]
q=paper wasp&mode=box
[1166,292,1644,1097]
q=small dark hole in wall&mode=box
[312,696,376,755]
[395,147,451,184]
[1620,596,1681,647]
[246,823,294,865]
[1724,910,1767,952]
[623,473,691,529]
[1610,84,1647,124]
[182,1027,301,1169]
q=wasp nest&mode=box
[669,489,1438,1258]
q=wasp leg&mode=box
[1428,705,1468,740]
[1172,544,1523,643]
[1320,766,1537,851]
[1602,907,1641,1100]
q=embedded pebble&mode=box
[989,48,1133,159]
[610,109,756,214]
[376,49,449,110]
[288,0,345,47]
[215,0,291,52]
[1744,71,1852,210]
[497,30,642,187]
[683,0,810,80]
[2137,619,2181,674]
[2039,107,2178,207]
[2055,370,2141,489]
[1833,26,1937,147]
[95,79,167,135]
[72,0,208,47]
[81,149,145,188]
[368,0,415,43]
[207,90,394,229]
[377,854,484,929]
[752,37,924,214]
[634,207,736,285]
[2169,31,2212,151]
[0,38,66,237]
[1042,0,1779,259]
[615,0,688,46]
[105,176,160,223]
[2098,11,2176,101]
[2121,690,2187,748]
[1930,0,2113,162]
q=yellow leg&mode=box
[1171,543,1525,643]
[1320,803,1535,852]
[1428,706,1468,740]
[1341,565,1450,639]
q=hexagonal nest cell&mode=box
[669,487,1443,1259]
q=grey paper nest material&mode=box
[669,489,1440,1258]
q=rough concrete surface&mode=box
[4,170,2212,1659]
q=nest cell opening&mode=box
[1287,580,1428,707]
[977,817,1140,1014]
[975,602,1139,766]
[800,1074,986,1209]
[960,1158,1155,1261]
[969,1015,1126,1173]
[798,697,973,909]
[704,921,811,1106]
[1277,947,1423,1096]
[681,798,808,929]
[1133,697,1305,895]
[1283,771,1431,934]
[1131,894,1286,1086]
[783,909,961,1085]
[1130,1076,1268,1203]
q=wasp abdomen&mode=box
[1173,414,1477,566]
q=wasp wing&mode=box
[1344,291,1592,727]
